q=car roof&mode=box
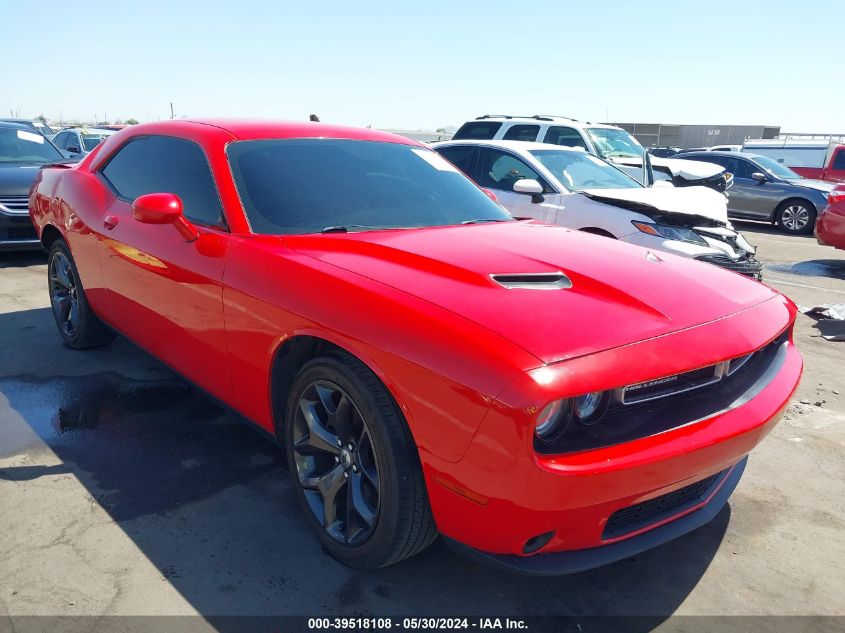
[465,115,616,130]
[434,139,587,154]
[60,127,117,135]
[683,150,764,160]
[0,121,37,132]
[173,119,421,145]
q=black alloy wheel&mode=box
[291,380,381,545]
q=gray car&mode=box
[50,127,116,157]
[678,151,834,234]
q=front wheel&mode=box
[775,200,816,235]
[285,352,437,568]
[47,239,114,349]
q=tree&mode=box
[37,114,47,123]
[125,118,139,125]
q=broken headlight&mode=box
[631,221,707,245]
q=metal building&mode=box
[612,123,781,149]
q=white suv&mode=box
[452,115,730,192]
[432,139,762,279]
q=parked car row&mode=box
[27,118,803,574]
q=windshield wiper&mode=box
[461,218,511,225]
[320,224,375,233]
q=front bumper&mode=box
[0,210,41,252]
[443,457,746,576]
[423,298,801,570]
[695,253,763,280]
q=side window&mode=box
[832,149,845,171]
[475,148,548,192]
[101,136,224,226]
[452,121,503,140]
[66,133,81,152]
[544,126,589,150]
[435,146,476,178]
[53,132,68,149]
[734,160,757,179]
[502,125,540,142]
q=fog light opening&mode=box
[523,530,555,554]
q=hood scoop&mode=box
[491,272,572,290]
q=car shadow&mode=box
[766,259,845,281]
[0,307,730,622]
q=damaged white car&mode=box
[450,116,732,193]
[433,140,762,279]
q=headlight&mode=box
[535,391,611,441]
[631,221,707,245]
[573,391,608,425]
[534,399,570,441]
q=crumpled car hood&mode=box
[610,155,724,180]
[580,186,729,225]
[283,222,777,363]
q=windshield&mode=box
[82,134,109,151]
[753,155,801,180]
[0,127,64,163]
[587,128,644,159]
[227,139,513,235]
[529,150,641,191]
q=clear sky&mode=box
[4,0,844,132]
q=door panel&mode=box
[99,195,232,401]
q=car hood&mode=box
[610,155,724,180]
[786,178,836,194]
[283,222,777,364]
[579,186,729,225]
[0,162,42,196]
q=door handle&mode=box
[103,214,120,230]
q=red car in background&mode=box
[29,120,802,573]
[816,186,845,250]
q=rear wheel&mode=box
[285,352,437,568]
[47,239,114,349]
[775,200,816,235]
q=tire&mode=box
[775,199,816,235]
[285,351,437,568]
[47,239,114,349]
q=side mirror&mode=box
[513,179,544,195]
[132,193,199,241]
[751,172,768,183]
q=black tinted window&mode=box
[832,150,845,171]
[227,139,512,235]
[53,132,68,149]
[502,125,539,142]
[452,121,503,140]
[436,145,475,176]
[475,148,548,192]
[101,136,223,226]
[544,126,588,149]
[734,159,757,178]
[65,133,81,152]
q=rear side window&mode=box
[832,150,845,171]
[452,121,502,140]
[101,136,224,226]
[544,126,588,150]
[502,125,539,142]
[436,145,476,177]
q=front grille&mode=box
[535,330,789,455]
[0,195,29,214]
[4,226,38,241]
[602,470,725,539]
[623,365,719,404]
[696,254,763,279]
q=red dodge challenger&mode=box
[29,120,802,574]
